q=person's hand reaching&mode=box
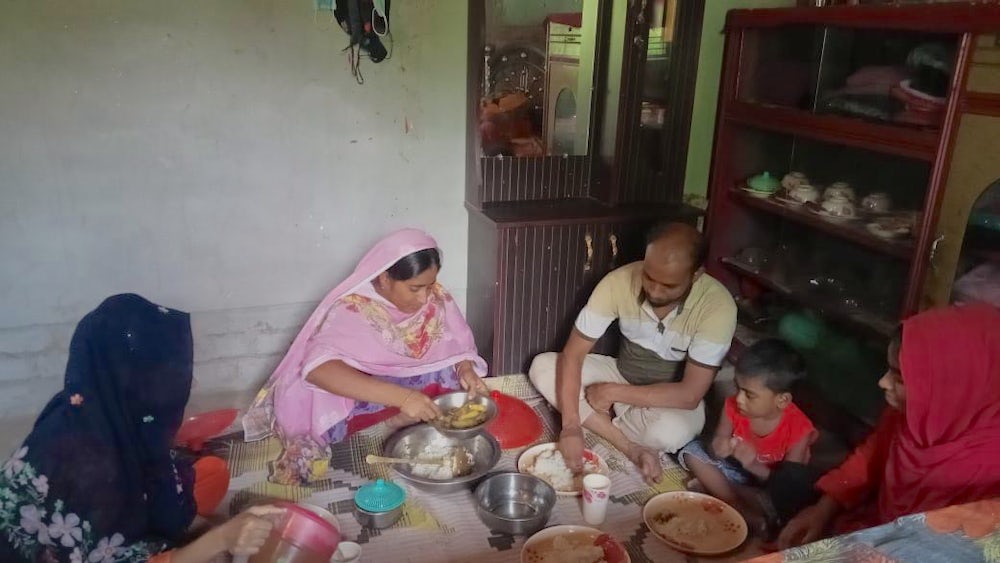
[220,505,285,557]
[457,363,488,398]
[399,390,441,422]
[778,496,840,549]
[558,425,585,474]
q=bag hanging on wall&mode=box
[334,0,391,83]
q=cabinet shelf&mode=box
[469,199,702,228]
[721,257,896,338]
[730,188,915,260]
[725,102,940,162]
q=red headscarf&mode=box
[879,303,1000,521]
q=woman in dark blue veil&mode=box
[1,294,197,561]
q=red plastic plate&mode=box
[486,390,543,449]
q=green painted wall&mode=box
[683,0,796,197]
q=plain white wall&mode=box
[0,0,470,417]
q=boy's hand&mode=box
[711,435,734,459]
[731,438,757,468]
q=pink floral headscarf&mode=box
[242,228,487,443]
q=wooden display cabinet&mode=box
[705,4,1000,422]
[466,0,706,375]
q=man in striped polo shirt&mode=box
[529,222,737,484]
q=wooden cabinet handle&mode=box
[609,234,619,269]
[929,234,945,273]
[584,233,594,272]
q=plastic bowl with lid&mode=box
[354,478,406,529]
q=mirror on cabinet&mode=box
[480,0,601,157]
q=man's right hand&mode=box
[558,425,585,473]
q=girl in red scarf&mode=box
[778,303,1000,549]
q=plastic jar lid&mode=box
[355,478,406,512]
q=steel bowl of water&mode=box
[382,424,501,493]
[474,472,556,536]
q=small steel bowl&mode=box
[474,472,556,536]
[430,392,498,439]
[383,424,501,493]
[353,504,403,529]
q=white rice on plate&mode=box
[528,449,601,492]
[410,436,473,480]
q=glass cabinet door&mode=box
[470,0,704,206]
[610,0,702,204]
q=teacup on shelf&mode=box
[782,171,809,191]
[821,197,857,220]
[860,192,892,214]
[824,182,856,202]
[789,183,821,204]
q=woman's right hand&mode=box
[777,495,839,549]
[399,390,441,422]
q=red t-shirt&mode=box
[725,396,816,467]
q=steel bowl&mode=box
[382,424,501,493]
[353,504,403,529]
[474,472,556,536]
[430,391,498,439]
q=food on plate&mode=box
[527,449,601,492]
[410,437,474,480]
[523,531,627,563]
[437,401,488,429]
[647,497,744,552]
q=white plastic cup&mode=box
[581,473,611,525]
[332,541,363,562]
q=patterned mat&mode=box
[203,375,763,562]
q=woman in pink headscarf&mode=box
[243,229,488,484]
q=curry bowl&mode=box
[430,391,498,439]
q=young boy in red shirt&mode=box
[678,339,818,535]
